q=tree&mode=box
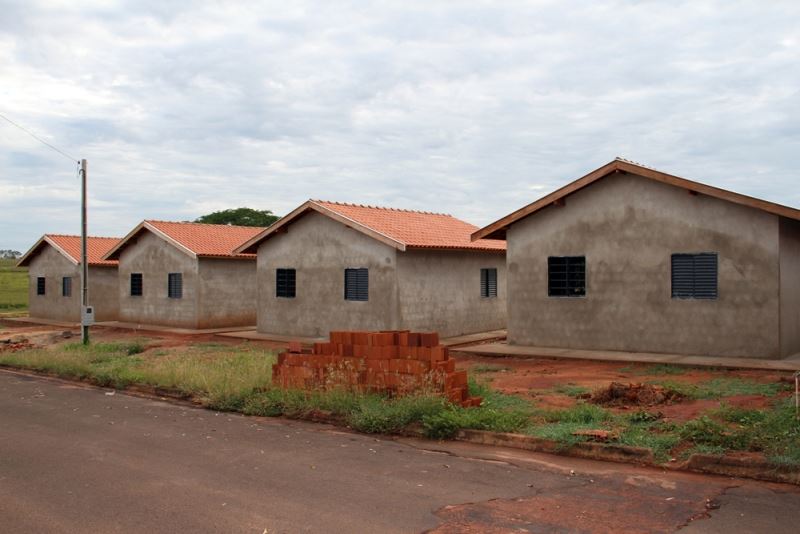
[194,208,279,227]
[0,250,21,259]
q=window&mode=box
[62,276,72,297]
[344,268,369,301]
[548,256,586,297]
[36,277,46,296]
[276,268,296,298]
[672,253,718,299]
[130,273,143,296]
[168,273,183,299]
[480,268,498,298]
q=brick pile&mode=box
[272,331,482,407]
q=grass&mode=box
[618,364,687,376]
[0,258,27,311]
[553,383,590,397]
[653,377,789,399]
[470,363,511,374]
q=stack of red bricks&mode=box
[272,331,481,407]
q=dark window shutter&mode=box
[480,268,498,298]
[671,255,695,298]
[693,254,718,299]
[548,256,586,297]
[345,268,368,301]
[276,268,296,298]
[130,273,143,296]
[168,273,183,299]
[37,277,46,296]
[672,253,717,299]
[62,277,72,297]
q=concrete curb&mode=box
[1,365,798,486]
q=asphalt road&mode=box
[1,370,799,533]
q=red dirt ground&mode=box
[452,352,794,422]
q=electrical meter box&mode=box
[81,306,95,326]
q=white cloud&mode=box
[1,0,799,251]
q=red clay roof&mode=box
[105,220,266,260]
[315,201,506,251]
[17,235,121,267]
[236,200,506,253]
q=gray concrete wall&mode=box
[87,266,119,322]
[117,231,200,328]
[257,211,399,337]
[779,217,800,357]
[27,246,81,322]
[26,247,118,322]
[506,172,782,358]
[196,258,257,328]
[396,250,507,337]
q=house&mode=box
[472,158,800,359]
[17,235,121,323]
[103,221,265,329]
[234,200,507,338]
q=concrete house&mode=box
[472,158,800,359]
[103,221,264,329]
[17,235,121,323]
[235,200,507,338]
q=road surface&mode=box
[1,370,798,533]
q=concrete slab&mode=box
[457,342,800,372]
[3,317,79,328]
[441,330,507,347]
[216,330,325,344]
[92,321,256,336]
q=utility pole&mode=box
[80,159,90,345]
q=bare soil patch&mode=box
[590,382,685,407]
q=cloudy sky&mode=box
[1,0,798,252]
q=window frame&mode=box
[36,277,46,296]
[480,268,498,298]
[130,273,143,297]
[276,268,296,298]
[671,252,718,300]
[547,256,586,298]
[344,268,369,302]
[62,276,72,297]
[167,272,183,299]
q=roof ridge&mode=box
[46,234,121,240]
[313,199,452,217]
[145,219,267,230]
[614,156,659,171]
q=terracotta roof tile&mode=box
[314,201,506,252]
[44,235,121,266]
[145,220,266,258]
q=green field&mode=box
[0,258,28,311]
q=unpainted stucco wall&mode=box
[396,249,507,337]
[196,258,257,328]
[257,211,399,337]
[117,231,199,328]
[27,246,81,322]
[779,217,800,357]
[507,172,781,358]
[88,266,119,321]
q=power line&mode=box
[0,111,79,163]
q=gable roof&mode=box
[472,157,800,241]
[17,235,121,267]
[104,220,266,261]
[235,200,506,254]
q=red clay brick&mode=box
[287,341,302,353]
[408,333,420,346]
[419,332,439,347]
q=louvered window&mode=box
[168,273,183,299]
[36,277,46,296]
[344,268,369,301]
[671,253,718,299]
[480,268,498,298]
[276,268,296,298]
[548,256,586,297]
[62,276,72,297]
[130,273,143,296]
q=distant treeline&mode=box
[0,250,21,259]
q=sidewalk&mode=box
[457,342,800,372]
[93,321,256,335]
